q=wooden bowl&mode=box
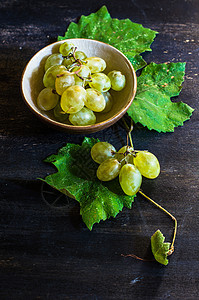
[21,39,137,134]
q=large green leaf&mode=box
[42,137,135,230]
[58,5,158,71]
[151,230,171,265]
[128,62,194,132]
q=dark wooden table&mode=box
[1,0,199,299]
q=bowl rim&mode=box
[21,38,137,132]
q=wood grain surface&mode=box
[0,0,199,299]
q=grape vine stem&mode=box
[122,118,134,149]
[138,190,177,255]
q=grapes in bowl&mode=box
[21,39,137,133]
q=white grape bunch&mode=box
[91,141,160,196]
[36,41,126,126]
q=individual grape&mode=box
[69,107,96,126]
[107,70,126,91]
[89,73,111,92]
[44,53,63,71]
[53,102,68,123]
[72,65,91,87]
[59,41,75,56]
[133,151,160,179]
[55,71,75,95]
[62,57,75,68]
[60,85,86,114]
[97,158,121,181]
[43,65,67,88]
[37,88,59,111]
[91,142,116,164]
[114,146,134,164]
[119,164,142,196]
[101,91,113,113]
[75,51,87,61]
[85,88,106,112]
[75,65,91,79]
[85,57,106,73]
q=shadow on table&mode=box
[120,238,166,299]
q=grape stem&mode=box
[138,190,177,255]
[121,253,153,262]
[64,47,91,82]
[122,118,134,149]
[65,47,83,76]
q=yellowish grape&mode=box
[37,88,59,111]
[59,41,74,56]
[119,164,142,196]
[133,151,160,179]
[89,73,111,92]
[91,142,116,164]
[43,65,67,88]
[45,53,63,71]
[85,88,106,112]
[97,158,121,181]
[62,57,75,68]
[107,70,126,91]
[55,71,75,95]
[69,107,96,126]
[60,85,86,114]
[75,51,87,60]
[85,57,106,73]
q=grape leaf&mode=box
[58,5,158,71]
[42,137,135,230]
[151,229,171,265]
[128,62,194,132]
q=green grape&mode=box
[43,65,67,88]
[44,53,63,71]
[60,85,86,114]
[85,88,106,112]
[69,107,96,126]
[53,101,68,123]
[101,91,113,113]
[119,164,142,196]
[97,158,121,181]
[133,151,160,179]
[72,65,91,87]
[59,41,75,56]
[89,73,111,92]
[91,142,116,164]
[114,146,134,164]
[62,57,75,68]
[107,70,126,91]
[75,51,87,61]
[85,57,106,73]
[55,71,75,95]
[37,88,59,111]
